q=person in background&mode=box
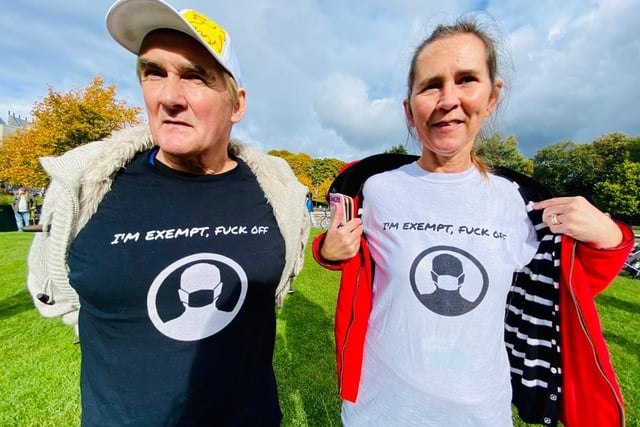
[312,15,633,427]
[12,187,34,230]
[306,193,314,223]
[26,0,309,425]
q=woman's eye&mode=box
[420,83,439,93]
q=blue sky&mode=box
[1,0,639,161]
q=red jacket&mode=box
[558,234,631,426]
[313,155,633,427]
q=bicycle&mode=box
[624,240,640,279]
[316,207,331,230]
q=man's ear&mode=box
[231,88,247,123]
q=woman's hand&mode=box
[319,205,363,261]
[533,196,623,248]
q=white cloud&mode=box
[498,0,640,154]
[313,73,406,154]
[1,0,638,161]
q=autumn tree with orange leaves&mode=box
[0,76,141,187]
[268,149,345,204]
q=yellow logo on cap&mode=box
[182,10,226,56]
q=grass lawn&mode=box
[1,229,638,426]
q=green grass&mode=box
[0,232,80,427]
[1,229,638,426]
[596,274,640,422]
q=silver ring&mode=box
[551,214,560,225]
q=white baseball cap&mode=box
[106,0,242,86]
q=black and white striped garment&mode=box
[496,167,562,427]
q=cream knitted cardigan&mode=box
[27,125,310,328]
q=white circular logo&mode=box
[147,253,248,341]
[410,246,488,316]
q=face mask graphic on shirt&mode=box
[147,253,248,341]
[410,247,488,316]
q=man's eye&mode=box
[185,74,206,82]
[143,69,164,79]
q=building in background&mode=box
[0,111,29,149]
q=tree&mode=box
[474,134,533,176]
[309,158,345,203]
[267,150,313,181]
[531,133,640,201]
[532,141,600,197]
[0,130,45,187]
[384,144,408,155]
[627,135,640,163]
[315,177,334,204]
[268,151,344,202]
[593,160,640,220]
[0,76,141,187]
[591,132,631,179]
[296,174,314,196]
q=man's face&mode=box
[137,30,245,172]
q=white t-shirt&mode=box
[342,163,539,427]
[18,195,28,212]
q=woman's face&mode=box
[404,33,501,171]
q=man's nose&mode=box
[159,77,187,110]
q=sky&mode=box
[1,0,639,161]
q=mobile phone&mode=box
[328,193,354,226]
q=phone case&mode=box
[329,193,354,225]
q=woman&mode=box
[313,17,633,427]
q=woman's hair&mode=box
[406,14,512,174]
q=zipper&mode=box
[567,241,625,426]
[338,249,365,396]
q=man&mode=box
[12,187,34,230]
[27,0,310,425]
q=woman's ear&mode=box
[403,98,414,127]
[486,80,503,117]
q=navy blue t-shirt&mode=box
[67,149,286,426]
